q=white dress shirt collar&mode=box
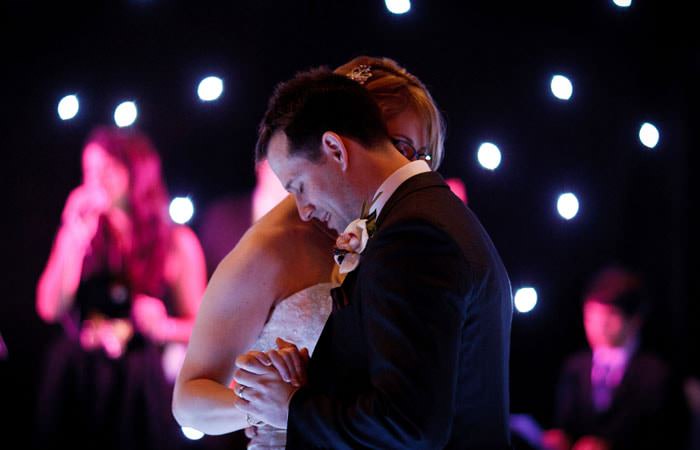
[370,160,431,218]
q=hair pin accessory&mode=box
[347,65,372,85]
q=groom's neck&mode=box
[350,141,411,200]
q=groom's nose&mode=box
[296,202,314,222]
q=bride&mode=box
[172,56,447,448]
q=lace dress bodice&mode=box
[251,282,335,356]
[247,282,335,449]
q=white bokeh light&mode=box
[114,101,138,127]
[612,0,632,7]
[169,197,194,224]
[514,287,538,313]
[639,122,660,149]
[557,192,580,220]
[550,75,573,100]
[57,94,79,120]
[477,142,502,171]
[385,0,411,14]
[197,76,224,101]
[181,427,204,440]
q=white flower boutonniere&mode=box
[333,194,380,274]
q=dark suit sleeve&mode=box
[552,354,587,438]
[287,220,469,449]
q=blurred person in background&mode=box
[541,264,690,450]
[35,126,207,450]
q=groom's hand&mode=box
[234,351,299,429]
[266,337,309,387]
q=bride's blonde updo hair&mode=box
[334,56,446,170]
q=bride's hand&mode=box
[233,353,296,429]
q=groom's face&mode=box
[267,131,356,233]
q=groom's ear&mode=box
[321,131,348,172]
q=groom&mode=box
[235,67,513,449]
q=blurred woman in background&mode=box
[35,125,207,450]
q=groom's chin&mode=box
[312,217,340,234]
[331,218,351,234]
[322,214,343,234]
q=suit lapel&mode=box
[331,270,357,311]
[582,354,595,413]
[607,352,639,412]
[331,172,447,312]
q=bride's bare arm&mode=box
[173,195,335,435]
[172,225,290,435]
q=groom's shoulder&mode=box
[378,179,499,263]
[373,187,471,258]
[381,180,473,232]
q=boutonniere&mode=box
[333,193,380,274]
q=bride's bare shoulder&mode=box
[211,196,335,301]
[251,196,333,252]
[215,197,324,271]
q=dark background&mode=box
[2,0,697,444]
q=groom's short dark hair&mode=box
[255,67,388,162]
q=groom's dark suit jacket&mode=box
[287,171,513,449]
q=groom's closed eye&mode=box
[283,179,303,195]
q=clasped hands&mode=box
[233,337,310,429]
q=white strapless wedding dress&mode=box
[246,282,335,450]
